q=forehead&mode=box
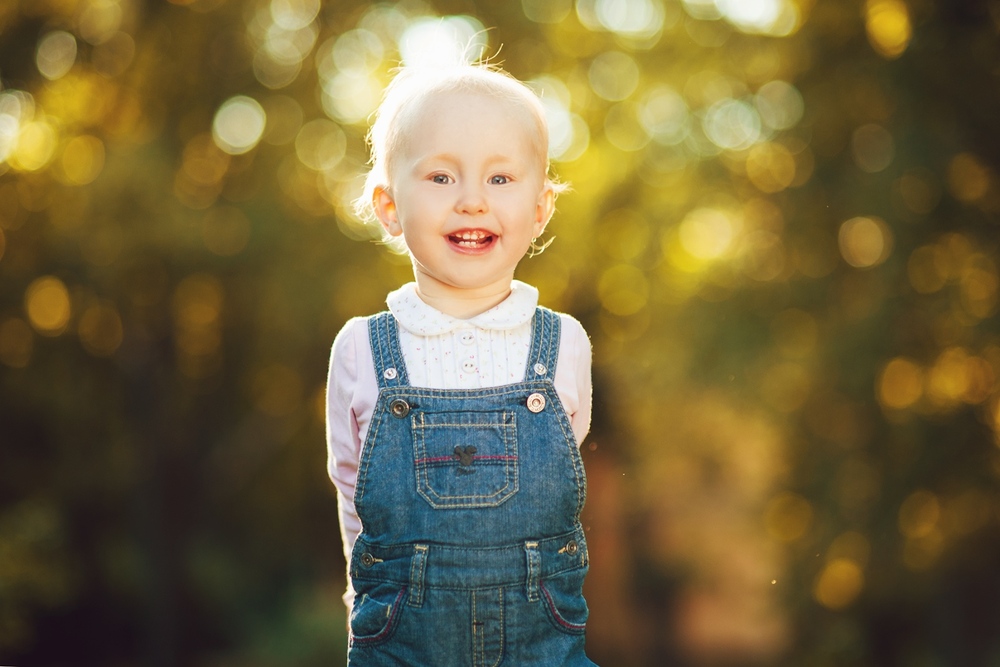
[393,88,547,163]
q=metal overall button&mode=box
[360,552,376,567]
[558,539,579,555]
[383,367,398,380]
[389,399,410,418]
[526,393,546,413]
[533,363,547,376]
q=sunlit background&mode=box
[2,0,1000,664]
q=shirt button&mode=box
[462,360,476,373]
[526,393,546,413]
[460,331,475,345]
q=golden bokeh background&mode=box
[2,0,1000,664]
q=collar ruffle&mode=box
[387,281,539,336]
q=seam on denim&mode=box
[373,382,550,401]
[491,587,505,667]
[525,541,540,602]
[414,422,513,427]
[518,308,561,390]
[373,314,382,373]
[353,399,384,507]
[355,530,581,556]
[407,544,428,607]
[541,378,588,515]
[416,455,518,465]
[371,314,389,390]
[385,313,410,386]
[521,309,541,383]
[472,590,482,667]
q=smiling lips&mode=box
[448,229,495,250]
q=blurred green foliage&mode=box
[2,0,1000,665]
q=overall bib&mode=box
[348,307,595,667]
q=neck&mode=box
[412,277,513,319]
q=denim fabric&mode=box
[348,308,596,666]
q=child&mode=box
[326,62,595,666]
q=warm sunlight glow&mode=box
[397,16,487,67]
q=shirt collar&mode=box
[387,280,539,336]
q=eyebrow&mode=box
[411,153,520,171]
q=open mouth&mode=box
[448,230,495,249]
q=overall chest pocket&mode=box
[412,411,518,509]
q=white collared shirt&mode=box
[386,280,539,389]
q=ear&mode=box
[373,185,403,237]
[533,183,555,237]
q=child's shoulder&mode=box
[333,314,368,338]
[331,309,401,355]
[535,307,590,355]
[539,307,588,338]
[329,315,381,378]
[333,310,391,337]
[331,315,374,355]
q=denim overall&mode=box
[348,307,595,666]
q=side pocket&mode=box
[539,568,589,635]
[350,586,407,646]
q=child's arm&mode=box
[326,318,367,612]
[555,314,593,446]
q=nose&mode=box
[455,182,488,215]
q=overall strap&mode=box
[522,307,561,383]
[368,312,410,390]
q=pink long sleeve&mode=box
[325,318,375,610]
[555,313,593,446]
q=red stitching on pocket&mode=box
[540,581,586,632]
[351,587,407,646]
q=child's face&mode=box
[374,90,554,301]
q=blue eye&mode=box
[489,175,510,185]
[431,174,450,184]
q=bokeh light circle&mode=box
[25,276,72,336]
[213,96,267,156]
[639,86,690,146]
[702,98,762,151]
[838,216,893,269]
[36,31,78,80]
[589,51,640,102]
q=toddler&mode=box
[326,62,596,666]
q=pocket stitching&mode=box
[539,580,587,634]
[351,587,407,646]
[413,411,518,508]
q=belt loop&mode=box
[524,541,540,602]
[408,544,428,607]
